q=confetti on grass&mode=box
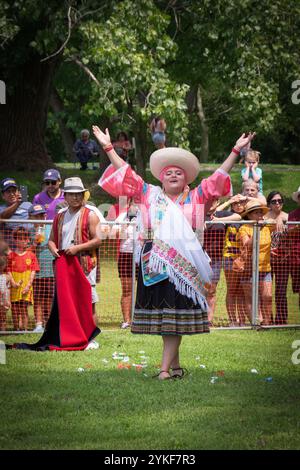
[117,363,131,370]
[112,352,126,360]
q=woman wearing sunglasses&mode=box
[266,191,289,324]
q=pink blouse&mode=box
[99,163,231,232]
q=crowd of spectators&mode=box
[0,144,299,332]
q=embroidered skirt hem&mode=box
[131,269,209,335]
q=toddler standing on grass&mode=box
[7,227,39,331]
[241,150,263,195]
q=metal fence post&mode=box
[251,224,260,326]
[131,221,137,322]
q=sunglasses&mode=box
[270,199,283,205]
[44,181,58,185]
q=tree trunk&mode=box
[0,56,60,171]
[196,85,209,162]
[49,87,76,161]
[134,125,147,179]
[132,110,148,178]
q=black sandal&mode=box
[171,367,188,379]
[152,370,173,380]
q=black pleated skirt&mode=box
[131,243,209,336]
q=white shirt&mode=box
[61,208,81,250]
[114,212,138,253]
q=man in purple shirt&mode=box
[32,169,65,220]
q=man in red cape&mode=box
[9,177,101,351]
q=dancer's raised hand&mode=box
[92,126,111,148]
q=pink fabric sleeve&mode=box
[199,169,232,201]
[98,164,145,198]
[189,169,232,218]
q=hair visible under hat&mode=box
[150,147,200,184]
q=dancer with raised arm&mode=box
[93,125,254,380]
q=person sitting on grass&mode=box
[73,129,99,171]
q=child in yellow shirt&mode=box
[7,228,39,330]
[238,201,274,325]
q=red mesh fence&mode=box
[0,219,299,332]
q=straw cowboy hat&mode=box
[242,200,269,218]
[292,186,300,203]
[63,177,88,193]
[150,147,200,184]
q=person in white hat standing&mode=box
[288,186,300,309]
[8,177,102,351]
[93,125,254,380]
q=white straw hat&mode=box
[63,177,87,193]
[149,147,200,184]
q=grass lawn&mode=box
[1,329,300,450]
[0,163,299,211]
[97,258,300,327]
[1,162,299,450]
[3,255,299,330]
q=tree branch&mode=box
[68,56,101,87]
[40,2,109,63]
[41,6,73,62]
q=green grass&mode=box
[1,329,300,449]
[3,257,299,331]
[3,253,299,330]
[1,163,299,450]
[1,162,299,211]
